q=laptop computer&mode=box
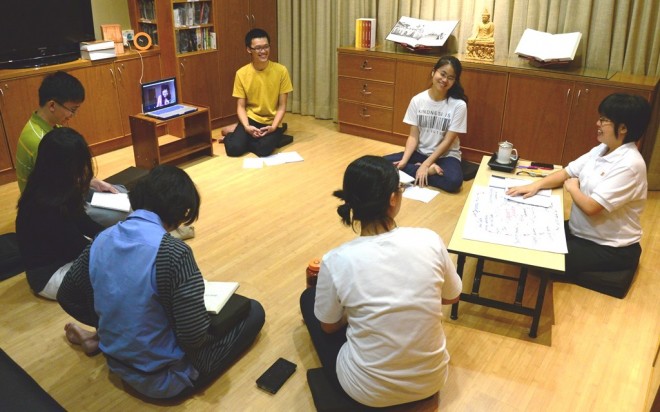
[141,77,198,119]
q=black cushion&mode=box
[277,134,294,148]
[103,166,149,191]
[208,294,251,337]
[461,159,479,181]
[575,267,637,299]
[307,368,369,412]
[0,233,24,281]
[0,348,65,411]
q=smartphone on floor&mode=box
[256,357,297,394]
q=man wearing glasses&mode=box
[15,71,122,226]
[222,28,293,158]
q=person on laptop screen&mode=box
[222,28,293,158]
[156,85,171,107]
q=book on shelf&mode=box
[514,28,582,63]
[355,18,376,49]
[138,0,156,20]
[204,280,240,315]
[386,16,458,49]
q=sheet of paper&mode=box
[90,192,130,212]
[489,176,552,207]
[262,151,304,166]
[399,170,414,184]
[463,186,567,254]
[243,158,264,168]
[402,186,439,203]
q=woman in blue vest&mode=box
[57,165,265,399]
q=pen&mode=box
[516,165,553,170]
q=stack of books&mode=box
[80,41,116,61]
[355,18,376,49]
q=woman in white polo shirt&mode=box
[507,93,651,297]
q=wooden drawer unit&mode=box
[338,54,396,82]
[338,77,394,106]
[338,100,393,132]
[338,51,396,139]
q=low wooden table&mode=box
[448,156,565,338]
[129,105,213,170]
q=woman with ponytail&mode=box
[300,155,462,408]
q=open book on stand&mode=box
[386,17,458,50]
[515,29,582,65]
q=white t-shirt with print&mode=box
[403,91,467,159]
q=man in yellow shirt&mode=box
[223,28,293,157]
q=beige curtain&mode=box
[278,0,660,119]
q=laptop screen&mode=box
[141,77,179,112]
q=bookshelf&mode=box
[172,0,215,55]
[135,0,159,45]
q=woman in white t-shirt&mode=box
[384,55,468,192]
[507,94,651,298]
[300,155,462,408]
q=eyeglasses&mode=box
[435,70,456,82]
[249,45,270,52]
[55,101,78,116]
[597,116,613,125]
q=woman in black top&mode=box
[16,127,102,299]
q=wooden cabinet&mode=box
[503,76,653,164]
[338,47,659,165]
[178,52,222,120]
[561,83,650,164]
[66,63,125,151]
[114,55,163,139]
[338,53,396,143]
[460,68,508,157]
[0,114,13,181]
[0,51,162,183]
[215,0,278,124]
[0,75,44,164]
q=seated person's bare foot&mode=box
[65,323,100,355]
[220,123,238,136]
[428,164,444,176]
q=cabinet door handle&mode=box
[361,60,373,71]
[361,84,371,95]
[566,88,571,103]
[251,14,255,26]
[180,61,185,75]
[359,107,370,118]
[575,88,589,106]
[109,68,116,85]
[245,14,250,24]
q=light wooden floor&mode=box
[0,114,658,411]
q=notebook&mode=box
[204,280,240,315]
[90,192,131,212]
[141,77,198,119]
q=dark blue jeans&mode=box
[384,151,462,192]
[224,119,282,158]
